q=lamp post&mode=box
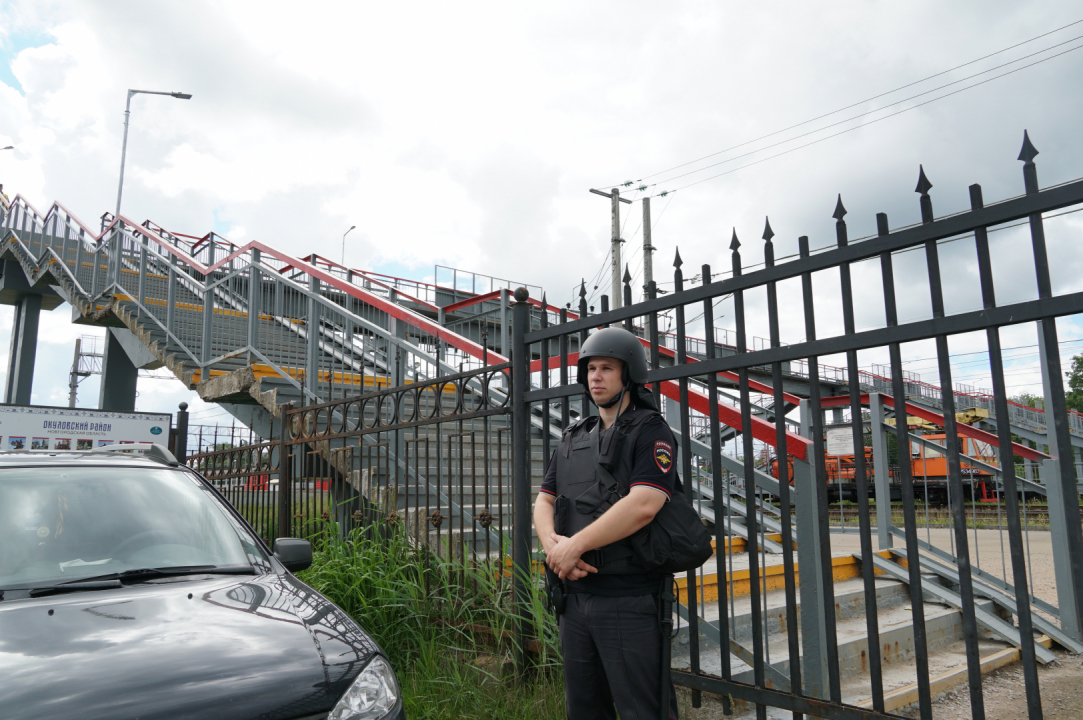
[341,225,356,265]
[115,89,192,218]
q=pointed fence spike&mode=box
[673,247,683,268]
[730,228,741,252]
[1018,130,1039,163]
[540,292,547,310]
[915,165,933,195]
[762,217,775,242]
[579,279,586,298]
[623,264,632,283]
[833,194,847,220]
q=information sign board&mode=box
[0,404,172,451]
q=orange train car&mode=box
[768,434,998,504]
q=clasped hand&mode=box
[546,532,598,581]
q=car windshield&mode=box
[0,465,264,589]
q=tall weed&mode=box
[298,521,565,720]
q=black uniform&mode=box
[541,404,680,720]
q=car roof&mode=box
[0,443,182,469]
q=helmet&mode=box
[576,327,649,387]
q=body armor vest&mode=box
[552,406,663,574]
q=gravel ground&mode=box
[908,652,1083,719]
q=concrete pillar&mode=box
[4,294,42,405]
[99,330,138,412]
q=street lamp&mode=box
[341,225,356,265]
[115,89,192,218]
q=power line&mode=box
[651,42,1083,198]
[600,17,1083,189]
[642,33,1083,192]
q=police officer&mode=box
[533,327,679,720]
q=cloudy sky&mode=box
[1,1,1081,426]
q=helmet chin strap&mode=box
[595,382,630,411]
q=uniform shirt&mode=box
[540,407,678,596]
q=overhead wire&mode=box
[644,33,1083,193]
[650,41,1083,199]
[600,18,1083,189]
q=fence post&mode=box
[510,286,533,679]
[869,393,893,549]
[175,401,189,463]
[278,403,294,542]
[500,287,510,358]
[796,399,828,699]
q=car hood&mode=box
[0,572,378,720]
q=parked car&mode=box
[0,444,405,720]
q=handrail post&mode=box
[137,241,147,316]
[306,275,320,401]
[201,242,216,365]
[510,286,532,680]
[248,248,261,356]
[166,254,177,334]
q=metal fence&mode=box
[515,133,1083,719]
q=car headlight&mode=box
[329,655,400,719]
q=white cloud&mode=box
[0,0,1080,425]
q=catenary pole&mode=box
[642,196,653,300]
[610,188,622,309]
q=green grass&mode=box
[297,520,566,720]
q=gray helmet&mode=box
[576,327,649,387]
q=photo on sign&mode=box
[98,440,112,447]
[76,439,93,450]
[9,437,25,450]
[54,438,71,450]
[31,438,48,450]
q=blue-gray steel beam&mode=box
[4,294,41,405]
[869,393,894,550]
[98,329,137,412]
[796,401,828,700]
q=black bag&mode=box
[592,428,713,574]
[625,473,714,574]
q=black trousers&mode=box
[559,593,679,720]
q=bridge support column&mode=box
[796,400,829,699]
[869,393,894,549]
[99,330,138,412]
[1038,321,1083,642]
[4,294,42,405]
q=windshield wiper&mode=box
[1,565,258,600]
[71,564,258,584]
[26,580,124,598]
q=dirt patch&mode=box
[898,652,1083,719]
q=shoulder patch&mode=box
[653,440,673,472]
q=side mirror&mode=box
[273,538,312,573]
